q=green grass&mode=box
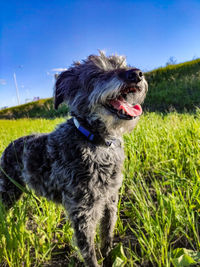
[0,113,200,266]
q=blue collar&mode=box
[73,117,121,147]
[73,117,94,141]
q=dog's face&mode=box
[54,51,148,135]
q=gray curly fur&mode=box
[0,51,148,267]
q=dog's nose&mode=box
[125,69,143,83]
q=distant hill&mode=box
[0,58,200,119]
[0,98,69,119]
[144,58,200,112]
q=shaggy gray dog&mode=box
[0,51,148,267]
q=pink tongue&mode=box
[110,99,142,117]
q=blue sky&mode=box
[1,0,200,108]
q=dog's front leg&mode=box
[69,207,100,267]
[100,193,118,259]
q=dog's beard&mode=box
[88,77,123,106]
[89,77,146,117]
[88,104,140,136]
[68,74,147,136]
[86,77,146,135]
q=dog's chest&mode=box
[77,143,124,187]
[48,127,125,196]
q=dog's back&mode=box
[0,118,124,208]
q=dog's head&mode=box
[54,51,148,136]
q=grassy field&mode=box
[0,113,200,266]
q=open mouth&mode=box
[105,87,142,120]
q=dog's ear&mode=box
[54,70,78,109]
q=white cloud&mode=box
[0,79,6,85]
[51,68,67,72]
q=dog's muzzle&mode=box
[104,68,145,120]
